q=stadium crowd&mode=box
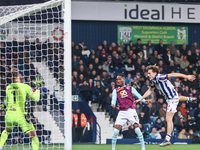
[72,39,200,140]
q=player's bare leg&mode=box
[112,124,122,150]
[27,130,39,150]
[0,128,11,150]
[179,96,196,102]
[133,123,145,150]
[159,112,174,147]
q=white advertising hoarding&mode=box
[71,1,200,23]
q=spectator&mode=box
[87,64,94,77]
[136,103,142,116]
[93,58,100,70]
[144,103,156,120]
[118,41,126,52]
[187,129,195,139]
[125,73,132,85]
[105,92,112,113]
[160,127,167,139]
[100,49,108,62]
[135,38,143,53]
[154,118,163,131]
[141,80,151,98]
[100,87,110,111]
[169,41,177,56]
[127,41,134,53]
[155,39,165,56]
[120,52,128,64]
[194,49,200,64]
[125,59,135,75]
[149,127,161,139]
[111,42,118,51]
[87,54,95,67]
[142,45,150,62]
[180,55,190,70]
[96,45,103,58]
[138,111,148,125]
[177,116,186,132]
[135,58,142,72]
[185,114,197,132]
[178,103,188,120]
[73,44,82,59]
[77,74,85,85]
[164,49,173,65]
[72,81,79,95]
[159,103,167,121]
[74,108,87,142]
[108,74,116,85]
[146,40,154,55]
[180,44,188,56]
[102,40,109,51]
[41,82,48,111]
[137,51,145,64]
[149,50,158,65]
[156,98,164,114]
[178,129,187,139]
[77,65,88,77]
[122,121,131,139]
[130,76,141,93]
[174,50,183,67]
[131,53,137,64]
[113,53,123,69]
[190,42,199,54]
[167,60,177,73]
[79,80,89,90]
[102,61,110,74]
[107,55,114,70]
[174,78,181,88]
[187,50,195,65]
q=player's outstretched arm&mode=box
[168,73,195,81]
[111,89,117,108]
[134,87,155,104]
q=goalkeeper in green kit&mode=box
[0,68,41,150]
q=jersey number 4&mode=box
[12,91,17,103]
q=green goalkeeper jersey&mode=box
[6,82,40,115]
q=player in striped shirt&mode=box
[134,65,196,147]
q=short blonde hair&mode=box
[146,64,160,73]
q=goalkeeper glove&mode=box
[33,76,42,89]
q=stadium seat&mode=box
[173,127,178,132]
[194,133,199,137]
[150,116,158,123]
[173,132,179,139]
[143,124,151,133]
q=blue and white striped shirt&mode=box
[151,74,177,99]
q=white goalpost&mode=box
[64,0,72,150]
[0,0,71,149]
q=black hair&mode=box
[118,73,125,78]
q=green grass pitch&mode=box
[2,144,200,150]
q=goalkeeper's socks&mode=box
[112,128,119,150]
[31,137,39,150]
[165,134,171,142]
[0,130,9,146]
[135,127,145,149]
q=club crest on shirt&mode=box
[120,90,128,98]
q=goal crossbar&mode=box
[0,0,63,26]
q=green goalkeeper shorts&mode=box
[5,111,35,134]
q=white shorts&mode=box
[166,95,179,113]
[115,108,139,126]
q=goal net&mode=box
[0,0,67,149]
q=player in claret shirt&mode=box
[134,65,196,147]
[111,73,151,150]
[0,68,41,150]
